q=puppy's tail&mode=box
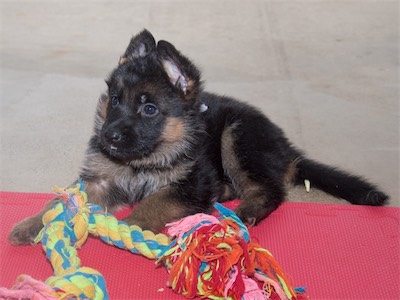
[293,158,388,205]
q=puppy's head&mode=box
[95,30,202,166]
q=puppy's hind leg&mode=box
[221,123,286,226]
[235,182,285,226]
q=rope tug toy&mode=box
[1,181,306,300]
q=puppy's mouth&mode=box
[110,145,118,153]
[99,132,140,160]
[108,144,126,158]
[107,145,136,158]
[103,143,150,161]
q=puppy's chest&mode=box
[116,163,191,202]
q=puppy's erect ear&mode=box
[119,29,156,64]
[157,40,201,101]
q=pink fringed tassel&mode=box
[225,267,268,300]
[0,275,58,300]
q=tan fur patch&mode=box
[162,117,184,143]
[187,79,195,92]
[119,56,128,65]
[221,122,248,197]
[97,94,109,120]
[220,183,236,202]
[221,122,270,225]
[283,157,302,184]
[94,94,109,135]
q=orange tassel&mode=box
[160,204,305,299]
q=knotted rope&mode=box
[1,181,305,299]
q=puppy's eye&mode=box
[111,96,119,107]
[141,104,158,116]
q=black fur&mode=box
[9,29,388,245]
[294,159,387,205]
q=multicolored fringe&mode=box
[160,203,302,299]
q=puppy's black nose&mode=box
[104,129,128,145]
[111,132,123,142]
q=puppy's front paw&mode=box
[8,217,43,245]
[122,213,164,233]
[122,215,152,231]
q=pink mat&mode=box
[0,191,399,299]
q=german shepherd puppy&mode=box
[9,30,388,245]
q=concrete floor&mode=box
[0,1,399,207]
